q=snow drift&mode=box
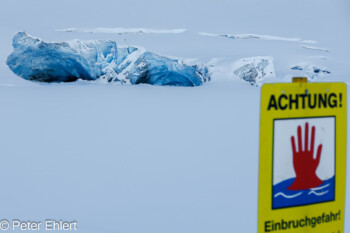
[6,32,209,86]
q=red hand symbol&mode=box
[288,122,323,190]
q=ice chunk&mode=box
[232,56,275,84]
[7,32,117,82]
[122,52,207,86]
[101,48,208,86]
[6,32,208,86]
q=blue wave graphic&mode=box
[273,176,335,209]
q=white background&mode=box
[273,117,335,185]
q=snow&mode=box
[1,0,350,232]
[0,83,260,233]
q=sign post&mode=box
[258,80,347,233]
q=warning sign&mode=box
[258,82,346,233]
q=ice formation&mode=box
[232,56,275,84]
[6,32,208,86]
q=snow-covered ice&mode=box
[232,56,275,84]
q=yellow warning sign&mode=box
[258,82,347,233]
